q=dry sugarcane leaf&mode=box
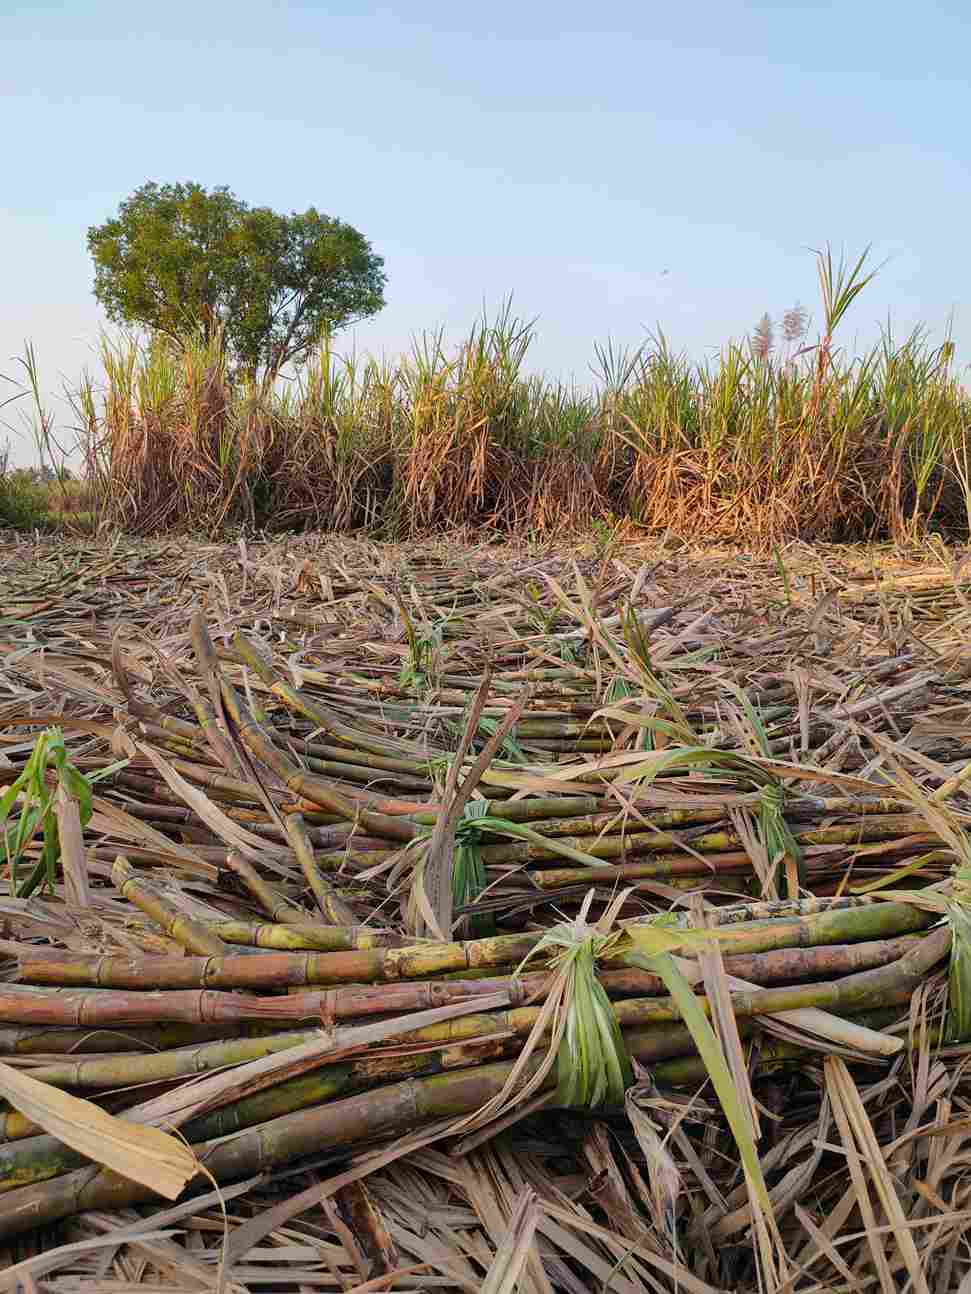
[224,1114,462,1264]
[0,1174,262,1293]
[413,674,529,941]
[136,741,287,866]
[479,1187,541,1294]
[456,1148,554,1294]
[0,1059,198,1199]
[88,796,213,873]
[625,947,789,1292]
[625,1084,684,1236]
[825,1055,930,1294]
[538,1202,724,1294]
[54,781,91,907]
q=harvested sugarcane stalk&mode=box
[0,933,923,1036]
[110,855,227,956]
[5,897,938,989]
[283,811,358,924]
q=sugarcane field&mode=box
[0,530,964,1291]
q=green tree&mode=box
[87,182,386,375]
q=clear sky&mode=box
[2,0,969,460]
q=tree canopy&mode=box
[87,182,386,374]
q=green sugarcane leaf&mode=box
[721,681,774,759]
[605,676,633,705]
[9,793,44,859]
[625,948,774,1218]
[947,901,971,1041]
[59,764,94,827]
[849,853,942,893]
[0,770,30,823]
[522,912,633,1111]
[87,758,130,785]
[3,806,41,856]
[476,714,528,764]
[590,978,630,1103]
[613,745,768,787]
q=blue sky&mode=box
[2,0,969,459]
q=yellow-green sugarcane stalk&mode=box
[0,1062,354,1194]
[19,932,921,1094]
[205,919,401,952]
[9,901,938,991]
[0,967,933,1202]
[0,969,911,1196]
[471,815,938,869]
[283,812,357,926]
[0,1021,258,1059]
[110,856,227,957]
[0,1059,557,1240]
[8,1027,326,1097]
[222,852,308,923]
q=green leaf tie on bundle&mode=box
[407,801,615,933]
[451,800,494,937]
[517,899,633,1109]
[758,780,804,899]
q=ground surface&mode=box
[0,533,969,1291]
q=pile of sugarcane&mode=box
[0,533,969,1292]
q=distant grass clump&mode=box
[41,245,971,544]
[0,462,57,531]
[0,463,97,534]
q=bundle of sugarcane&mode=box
[0,882,955,1233]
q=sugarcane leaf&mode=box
[87,757,130,784]
[0,1060,198,1200]
[480,1188,540,1294]
[612,745,768,787]
[137,741,284,863]
[59,762,93,827]
[849,853,942,893]
[624,948,775,1222]
[947,900,971,1041]
[476,713,528,763]
[515,899,634,1111]
[605,676,633,704]
[0,770,30,823]
[5,801,42,857]
[720,680,774,759]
